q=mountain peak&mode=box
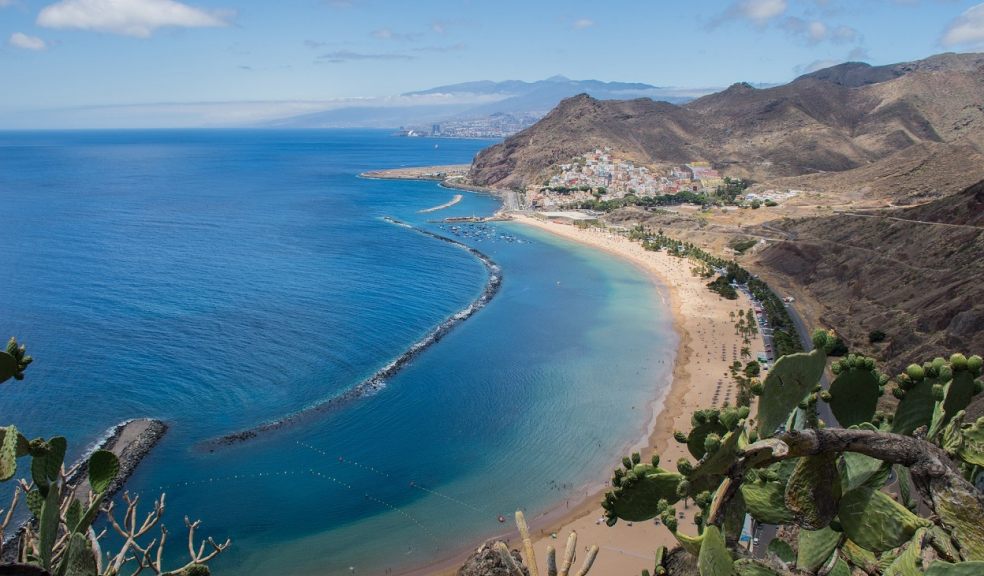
[545,75,572,83]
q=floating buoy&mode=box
[498,515,506,523]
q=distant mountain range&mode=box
[264,76,715,133]
[469,52,984,196]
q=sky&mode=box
[2,0,984,127]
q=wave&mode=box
[200,218,502,451]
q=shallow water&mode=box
[0,130,675,574]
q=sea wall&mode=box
[202,218,502,450]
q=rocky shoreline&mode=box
[201,217,503,450]
[68,418,168,501]
[1,418,167,561]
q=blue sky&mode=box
[2,0,984,127]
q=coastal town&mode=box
[523,148,800,212]
[399,112,542,139]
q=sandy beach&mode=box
[412,212,766,575]
[500,215,766,575]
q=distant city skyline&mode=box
[2,0,984,128]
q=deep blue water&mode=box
[0,130,675,574]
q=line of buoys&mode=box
[156,469,304,492]
[360,492,436,541]
[407,480,486,513]
[298,441,392,478]
[308,469,354,490]
[298,441,486,514]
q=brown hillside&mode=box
[469,53,984,193]
[750,180,984,373]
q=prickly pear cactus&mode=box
[687,418,728,460]
[603,458,683,524]
[733,559,779,576]
[883,528,929,576]
[924,561,984,575]
[740,480,794,524]
[892,363,940,436]
[784,452,842,530]
[839,424,887,492]
[840,538,878,574]
[756,347,827,437]
[0,424,20,481]
[687,427,744,493]
[931,476,984,561]
[837,486,930,553]
[64,531,99,576]
[928,361,981,439]
[767,539,795,565]
[32,436,67,496]
[671,524,703,556]
[1,337,32,383]
[825,354,884,427]
[941,410,984,468]
[796,527,841,574]
[697,525,735,576]
[88,449,119,494]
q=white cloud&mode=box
[8,32,48,50]
[371,28,422,41]
[795,58,840,75]
[807,20,828,41]
[572,18,595,30]
[782,16,858,44]
[37,0,231,38]
[941,2,984,47]
[732,0,787,25]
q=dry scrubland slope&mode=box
[751,180,984,375]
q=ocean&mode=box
[0,130,675,574]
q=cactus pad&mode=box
[687,427,743,493]
[688,420,728,460]
[740,481,794,524]
[672,528,703,557]
[733,559,779,576]
[828,557,851,576]
[929,369,979,439]
[604,463,683,523]
[924,561,984,575]
[64,531,99,576]
[838,486,930,553]
[0,351,17,384]
[826,358,882,427]
[883,528,928,576]
[31,436,67,496]
[767,539,795,564]
[698,525,735,576]
[841,539,878,573]
[839,425,887,492]
[88,449,119,494]
[932,476,984,561]
[892,373,938,436]
[796,527,841,573]
[757,348,827,438]
[0,424,19,481]
[784,452,842,530]
[941,411,984,468]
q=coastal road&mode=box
[499,189,520,212]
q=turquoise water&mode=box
[0,130,675,574]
